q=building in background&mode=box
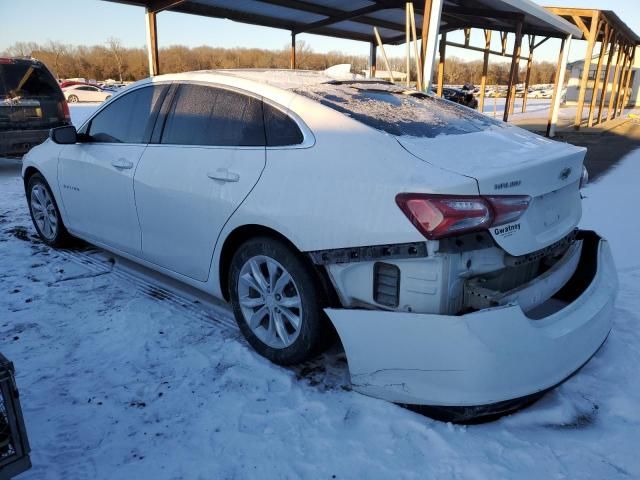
[565,47,640,106]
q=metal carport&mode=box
[102,0,581,134]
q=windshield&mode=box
[294,82,503,138]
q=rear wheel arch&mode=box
[218,224,339,307]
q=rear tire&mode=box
[67,95,79,103]
[27,173,73,248]
[229,237,329,365]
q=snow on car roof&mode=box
[293,82,504,138]
[216,69,337,90]
[166,68,368,91]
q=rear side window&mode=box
[88,85,166,143]
[161,84,265,147]
[294,83,503,138]
[263,103,303,146]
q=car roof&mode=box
[148,69,362,90]
[120,69,386,112]
[0,57,44,66]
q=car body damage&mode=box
[325,232,617,406]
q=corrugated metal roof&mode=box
[103,0,582,43]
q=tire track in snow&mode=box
[56,247,238,332]
[55,246,351,391]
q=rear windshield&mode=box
[294,82,503,138]
[0,62,63,101]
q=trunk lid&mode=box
[397,126,585,256]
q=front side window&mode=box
[87,85,166,143]
[161,84,265,147]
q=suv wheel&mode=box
[229,237,329,365]
[27,173,72,247]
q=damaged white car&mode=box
[22,70,618,419]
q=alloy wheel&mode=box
[237,255,303,349]
[30,184,58,240]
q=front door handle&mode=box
[207,168,240,183]
[111,158,134,170]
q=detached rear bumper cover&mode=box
[325,232,617,407]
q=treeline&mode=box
[3,40,556,86]
[441,57,557,86]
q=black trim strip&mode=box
[308,242,427,266]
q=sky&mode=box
[1,0,639,63]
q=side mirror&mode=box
[50,125,77,144]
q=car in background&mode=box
[63,84,112,103]
[0,57,70,158]
[529,88,553,99]
[59,80,87,89]
[442,87,478,109]
[22,70,617,421]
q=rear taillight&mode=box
[484,195,531,226]
[396,193,530,240]
[59,100,71,122]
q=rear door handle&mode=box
[111,158,134,169]
[207,168,240,183]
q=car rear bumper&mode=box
[0,129,50,158]
[325,231,617,407]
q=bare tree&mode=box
[107,37,126,82]
[1,40,557,86]
[4,42,38,58]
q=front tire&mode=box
[27,173,72,247]
[229,237,329,365]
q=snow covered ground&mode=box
[68,103,101,126]
[1,112,639,479]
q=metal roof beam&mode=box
[254,0,407,34]
[147,0,186,13]
[443,6,522,20]
[293,4,391,34]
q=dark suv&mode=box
[0,57,70,158]
[442,87,479,110]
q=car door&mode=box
[134,83,266,281]
[58,84,168,255]
[76,86,92,101]
[86,86,101,102]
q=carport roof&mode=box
[546,7,640,45]
[103,0,582,44]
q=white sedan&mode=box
[63,84,112,103]
[528,88,553,99]
[22,70,617,420]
